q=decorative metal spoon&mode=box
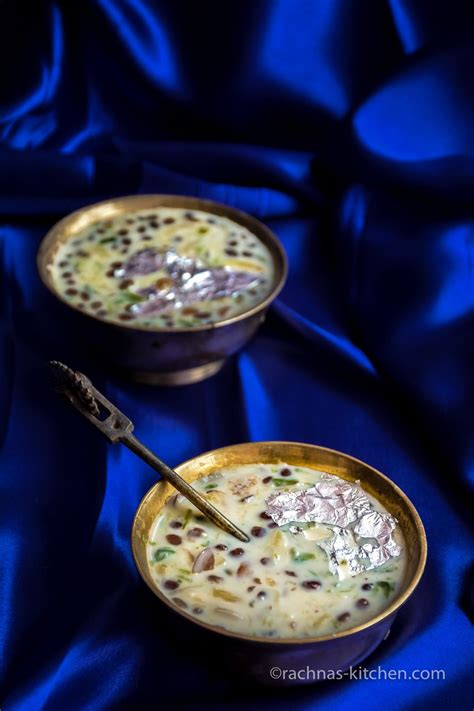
[50,361,249,543]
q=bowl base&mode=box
[130,359,225,386]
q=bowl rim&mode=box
[36,194,288,334]
[131,441,428,646]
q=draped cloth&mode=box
[0,1,473,708]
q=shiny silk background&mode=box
[0,0,473,708]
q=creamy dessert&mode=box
[147,463,407,639]
[50,207,274,328]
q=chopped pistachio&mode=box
[273,478,299,487]
[153,547,175,562]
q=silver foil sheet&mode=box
[118,248,167,276]
[115,249,259,315]
[266,473,401,579]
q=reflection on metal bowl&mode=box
[132,441,427,685]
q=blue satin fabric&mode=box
[1,1,473,709]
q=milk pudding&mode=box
[50,207,275,329]
[147,463,407,639]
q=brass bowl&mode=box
[132,442,427,685]
[37,195,287,385]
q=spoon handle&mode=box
[49,361,249,543]
[123,433,249,542]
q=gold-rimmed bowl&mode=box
[37,195,287,385]
[132,441,427,685]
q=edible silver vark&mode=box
[266,473,401,579]
[115,249,259,315]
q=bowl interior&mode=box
[37,194,288,332]
[132,441,427,644]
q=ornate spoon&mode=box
[50,361,249,543]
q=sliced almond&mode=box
[192,548,215,573]
[267,529,289,554]
[303,524,332,541]
[214,606,244,620]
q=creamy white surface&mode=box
[50,207,274,329]
[147,463,407,639]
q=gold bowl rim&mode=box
[131,441,427,646]
[36,194,288,334]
